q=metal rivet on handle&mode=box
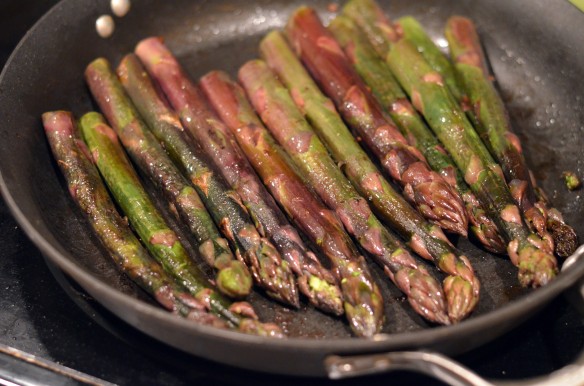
[111,0,131,17]
[96,15,115,38]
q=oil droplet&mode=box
[435,37,448,49]
[111,0,131,17]
[96,15,115,38]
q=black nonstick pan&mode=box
[1,0,583,383]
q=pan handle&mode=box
[325,348,584,386]
[325,245,584,386]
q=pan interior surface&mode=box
[0,0,583,376]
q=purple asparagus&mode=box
[285,6,469,238]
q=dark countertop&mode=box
[0,2,582,385]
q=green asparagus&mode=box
[78,112,282,336]
[200,70,345,316]
[343,0,558,287]
[85,58,251,299]
[261,30,477,322]
[445,15,578,257]
[43,110,227,327]
[237,68,383,337]
[328,16,505,254]
[395,16,463,101]
[286,6,469,238]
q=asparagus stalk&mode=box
[343,0,558,287]
[84,58,251,299]
[444,16,578,257]
[286,7,469,238]
[201,70,385,336]
[261,31,477,322]
[328,16,505,254]
[78,112,282,336]
[395,16,464,101]
[43,110,228,327]
[133,40,299,308]
[200,71,345,316]
[239,59,458,325]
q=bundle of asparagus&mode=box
[286,7,468,239]
[118,52,342,315]
[443,16,578,257]
[85,58,252,299]
[258,31,474,322]
[133,38,300,308]
[78,112,281,336]
[342,0,558,287]
[200,70,384,336]
[42,0,578,337]
[327,15,505,254]
[43,111,226,327]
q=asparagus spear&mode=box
[286,7,469,238]
[395,16,463,101]
[328,16,505,254]
[85,58,252,299]
[200,70,344,316]
[78,112,282,336]
[119,54,335,313]
[133,40,299,308]
[201,71,385,336]
[343,0,558,287]
[261,31,477,322]
[444,16,578,257]
[43,110,228,327]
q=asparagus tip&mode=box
[394,268,450,325]
[345,303,383,338]
[303,275,344,316]
[516,248,558,287]
[341,274,384,338]
[216,261,253,298]
[443,275,479,323]
[549,221,579,258]
[255,241,300,307]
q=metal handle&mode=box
[325,350,495,386]
[325,245,584,386]
[0,344,116,386]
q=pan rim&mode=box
[0,0,583,358]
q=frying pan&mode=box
[1,0,583,383]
